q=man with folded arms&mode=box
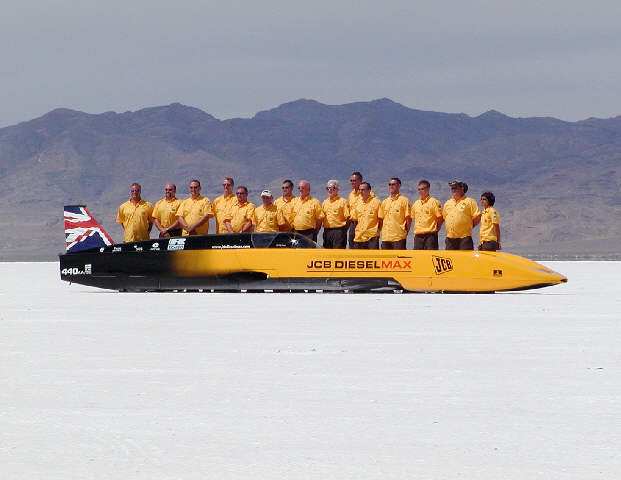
[224,186,255,233]
[213,177,236,234]
[378,177,411,249]
[116,183,153,242]
[176,179,214,236]
[253,190,279,233]
[321,180,349,248]
[291,180,324,241]
[275,179,296,232]
[411,180,443,249]
[442,180,481,250]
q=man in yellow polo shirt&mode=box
[213,177,236,233]
[151,183,182,237]
[411,179,443,250]
[479,191,501,251]
[443,180,481,250]
[253,190,279,233]
[116,183,154,242]
[321,180,349,248]
[275,179,296,232]
[378,177,411,249]
[291,180,324,242]
[176,179,214,236]
[224,186,255,233]
[350,182,381,249]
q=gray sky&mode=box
[1,0,620,127]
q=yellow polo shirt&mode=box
[253,204,280,233]
[378,193,411,242]
[176,196,213,236]
[350,196,381,242]
[225,201,255,233]
[411,195,443,234]
[116,200,154,242]
[151,197,182,229]
[274,195,296,231]
[291,196,324,231]
[479,207,500,243]
[347,189,375,216]
[443,196,481,238]
[322,196,349,228]
[213,193,236,234]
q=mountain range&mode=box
[1,98,620,260]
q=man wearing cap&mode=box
[151,183,182,238]
[291,180,324,241]
[253,190,279,233]
[224,186,255,233]
[350,182,381,249]
[275,179,296,232]
[378,177,411,249]
[213,177,236,233]
[116,182,154,242]
[176,179,214,236]
[321,180,349,248]
[411,179,443,249]
[442,181,481,250]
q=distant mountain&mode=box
[1,99,620,260]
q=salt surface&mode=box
[2,261,620,479]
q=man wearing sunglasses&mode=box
[411,180,443,250]
[224,186,255,233]
[321,180,349,248]
[442,180,481,250]
[213,177,236,234]
[350,182,381,249]
[151,183,182,238]
[378,177,411,249]
[116,183,154,242]
[291,180,324,241]
[176,179,214,236]
[275,179,296,232]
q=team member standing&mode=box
[350,182,381,249]
[378,177,411,249]
[275,179,296,232]
[213,177,236,233]
[411,180,443,249]
[224,186,255,233]
[291,180,324,241]
[176,179,214,236]
[151,183,182,238]
[321,180,349,248]
[347,171,364,248]
[479,192,501,251]
[116,183,153,242]
[253,190,279,233]
[443,181,481,250]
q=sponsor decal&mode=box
[432,256,453,275]
[168,238,186,251]
[134,245,143,252]
[113,246,122,253]
[150,242,160,251]
[85,264,91,274]
[211,245,251,249]
[61,265,92,276]
[493,269,503,277]
[100,247,105,252]
[306,258,413,272]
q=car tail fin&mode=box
[64,205,115,253]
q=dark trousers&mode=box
[294,228,318,242]
[414,232,439,250]
[381,239,407,250]
[353,237,380,249]
[479,240,499,251]
[347,221,357,249]
[323,226,348,249]
[445,236,474,250]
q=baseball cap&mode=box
[260,189,272,197]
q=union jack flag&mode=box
[64,205,114,253]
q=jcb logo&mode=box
[432,256,453,275]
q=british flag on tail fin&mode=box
[64,205,115,253]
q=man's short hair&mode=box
[190,179,201,186]
[282,179,294,188]
[418,179,430,189]
[481,191,495,206]
[351,171,363,180]
[237,186,248,194]
[390,177,401,185]
[224,177,234,186]
[360,181,371,190]
[327,179,339,188]
[130,182,141,190]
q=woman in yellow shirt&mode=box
[479,192,501,251]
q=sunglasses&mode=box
[282,186,292,189]
[130,189,140,192]
[417,187,428,191]
[236,192,247,195]
[222,183,232,187]
[189,186,200,189]
[388,182,399,186]
[326,186,337,190]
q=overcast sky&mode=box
[1,0,620,127]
